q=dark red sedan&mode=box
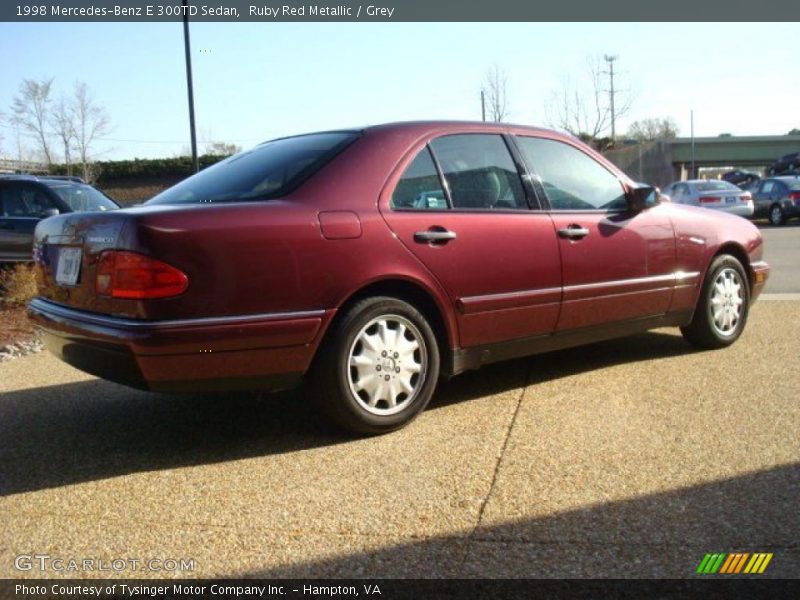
[28,122,770,434]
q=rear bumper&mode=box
[750,260,770,302]
[27,298,332,393]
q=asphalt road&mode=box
[759,221,800,293]
[1,300,798,578]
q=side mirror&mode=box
[626,183,661,213]
[40,208,60,218]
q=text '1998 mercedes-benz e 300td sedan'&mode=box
[28,122,770,434]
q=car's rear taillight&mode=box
[789,191,800,201]
[96,251,188,299]
[741,192,752,201]
[699,196,720,204]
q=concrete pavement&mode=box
[1,301,798,578]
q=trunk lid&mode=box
[33,210,130,314]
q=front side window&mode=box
[516,136,626,211]
[147,131,360,205]
[390,147,447,210]
[429,134,526,210]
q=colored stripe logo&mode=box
[696,552,773,574]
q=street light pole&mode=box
[604,55,618,142]
[481,90,486,122]
[182,0,199,173]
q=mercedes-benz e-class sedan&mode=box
[28,122,769,434]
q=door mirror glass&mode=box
[626,184,660,212]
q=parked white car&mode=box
[662,179,754,218]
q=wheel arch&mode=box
[713,242,753,294]
[317,276,457,375]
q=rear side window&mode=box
[147,132,360,205]
[46,183,117,212]
[516,136,626,210]
[429,134,526,210]
[390,147,448,210]
[696,181,739,192]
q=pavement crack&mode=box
[471,364,531,535]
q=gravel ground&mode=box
[0,301,797,579]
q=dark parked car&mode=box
[721,169,760,188]
[28,122,770,434]
[0,175,118,262]
[767,151,800,176]
[752,176,800,225]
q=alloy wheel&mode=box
[709,267,744,337]
[347,314,427,415]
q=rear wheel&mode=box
[312,296,440,435]
[769,204,785,226]
[681,255,749,349]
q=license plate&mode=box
[725,197,737,204]
[55,247,82,286]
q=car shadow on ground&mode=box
[239,462,800,578]
[0,330,700,496]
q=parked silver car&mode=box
[661,179,754,218]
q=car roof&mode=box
[0,173,86,184]
[260,120,564,145]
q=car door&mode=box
[754,180,777,216]
[513,135,676,332]
[380,133,562,348]
[0,182,60,261]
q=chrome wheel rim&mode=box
[347,314,427,415]
[770,206,782,224]
[709,268,744,337]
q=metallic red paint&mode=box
[28,121,769,393]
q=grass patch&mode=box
[0,263,38,308]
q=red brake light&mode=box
[96,251,188,299]
[741,192,752,201]
[789,191,800,201]
[698,196,720,204]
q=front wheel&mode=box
[681,255,749,349]
[312,296,440,435]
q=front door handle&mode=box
[557,225,590,240]
[414,229,457,244]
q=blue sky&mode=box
[0,22,796,160]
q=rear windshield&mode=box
[147,132,360,205]
[695,180,739,192]
[45,182,118,212]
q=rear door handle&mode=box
[414,229,457,244]
[557,225,590,240]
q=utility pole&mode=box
[603,55,618,142]
[690,109,695,179]
[182,0,199,173]
[480,90,486,122]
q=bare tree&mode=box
[545,56,632,142]
[481,65,509,123]
[51,98,76,175]
[205,140,242,156]
[10,78,55,165]
[627,117,679,141]
[70,81,110,181]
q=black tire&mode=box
[769,204,785,226]
[311,296,440,435]
[681,255,750,349]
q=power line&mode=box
[0,123,263,145]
